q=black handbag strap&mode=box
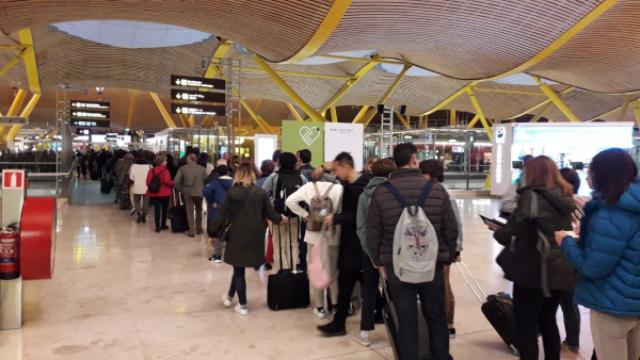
[226,186,256,226]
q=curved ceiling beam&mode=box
[280,0,352,64]
[480,0,619,82]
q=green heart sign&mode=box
[281,120,324,167]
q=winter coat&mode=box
[335,173,371,271]
[129,164,151,195]
[494,186,576,290]
[285,181,344,245]
[367,168,458,267]
[145,165,175,198]
[203,175,233,219]
[261,170,308,203]
[357,176,388,257]
[299,163,315,182]
[561,179,640,317]
[116,156,134,186]
[209,185,282,267]
[174,162,207,198]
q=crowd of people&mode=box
[88,143,640,360]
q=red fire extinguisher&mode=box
[0,226,19,280]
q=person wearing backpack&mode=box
[491,156,576,360]
[419,160,464,339]
[146,154,175,233]
[317,152,371,337]
[285,169,344,319]
[203,165,233,262]
[261,152,307,271]
[367,143,458,360]
[354,158,396,346]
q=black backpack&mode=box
[274,172,303,216]
[148,168,163,193]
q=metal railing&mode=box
[0,159,77,197]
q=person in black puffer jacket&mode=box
[492,156,576,360]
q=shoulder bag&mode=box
[212,187,256,242]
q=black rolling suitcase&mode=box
[267,221,310,311]
[456,261,518,355]
[100,177,113,194]
[381,275,430,360]
[169,190,189,233]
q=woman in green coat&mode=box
[210,162,285,315]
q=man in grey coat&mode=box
[367,143,458,360]
[175,153,207,237]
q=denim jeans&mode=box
[228,266,247,305]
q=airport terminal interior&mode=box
[0,1,639,359]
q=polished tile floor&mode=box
[0,186,596,359]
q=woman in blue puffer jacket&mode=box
[556,148,640,360]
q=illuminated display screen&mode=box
[513,125,633,164]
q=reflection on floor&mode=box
[69,179,115,205]
[0,195,596,359]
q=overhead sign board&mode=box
[0,116,28,125]
[70,110,110,120]
[70,119,111,128]
[171,104,225,116]
[170,89,225,103]
[69,100,110,111]
[171,75,225,91]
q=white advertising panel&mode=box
[324,123,364,171]
[255,134,278,167]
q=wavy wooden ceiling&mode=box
[0,0,636,130]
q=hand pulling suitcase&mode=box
[268,220,310,311]
[381,275,430,360]
[169,190,189,233]
[455,261,518,355]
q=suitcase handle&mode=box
[454,261,488,303]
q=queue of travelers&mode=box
[87,142,640,360]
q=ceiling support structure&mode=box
[254,54,325,122]
[352,105,370,124]
[618,95,632,122]
[317,57,379,115]
[395,112,412,130]
[126,90,136,129]
[6,93,40,141]
[0,51,25,77]
[280,0,352,63]
[480,0,619,81]
[474,88,546,97]
[357,63,411,127]
[0,89,27,143]
[17,29,41,94]
[200,39,233,128]
[534,76,579,122]
[316,54,404,65]
[149,92,177,128]
[466,114,481,128]
[240,99,273,134]
[330,107,338,123]
[507,87,575,120]
[466,86,493,141]
[241,67,351,81]
[449,109,456,127]
[419,115,427,129]
[287,103,304,122]
[634,100,640,129]
[421,83,475,116]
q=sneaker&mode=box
[129,208,136,215]
[562,340,579,353]
[352,331,371,347]
[222,294,233,307]
[234,304,248,316]
[317,322,346,337]
[313,307,327,319]
[208,255,222,263]
[449,327,457,339]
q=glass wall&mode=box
[147,127,253,161]
[365,129,492,190]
